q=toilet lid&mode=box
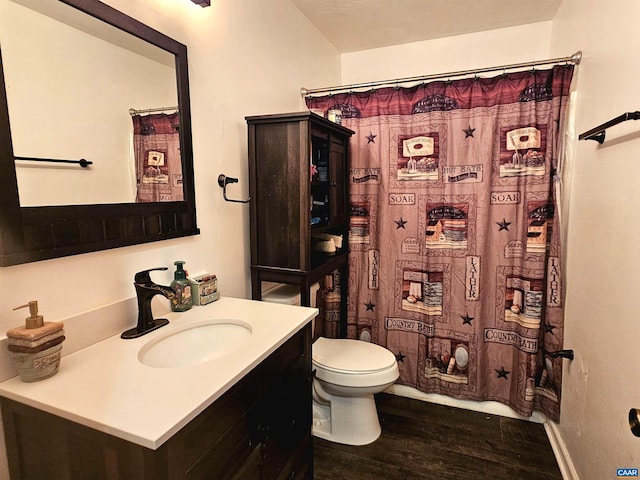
[313,337,397,374]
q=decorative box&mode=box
[190,274,220,305]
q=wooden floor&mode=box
[314,393,563,480]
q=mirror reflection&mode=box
[1,0,181,206]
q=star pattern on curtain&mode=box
[365,301,376,311]
[463,125,476,138]
[495,367,511,379]
[497,218,511,231]
[366,133,377,144]
[395,352,406,362]
[461,313,474,325]
[395,217,407,229]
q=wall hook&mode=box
[629,409,640,437]
[218,174,251,203]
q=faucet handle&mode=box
[134,267,168,285]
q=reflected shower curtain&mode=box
[132,112,182,202]
[306,65,574,420]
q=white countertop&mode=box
[0,297,317,449]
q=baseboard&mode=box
[387,384,546,423]
[545,420,579,480]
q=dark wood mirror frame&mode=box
[0,0,199,267]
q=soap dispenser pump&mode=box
[14,301,44,329]
[170,261,192,312]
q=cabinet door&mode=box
[258,327,312,480]
[310,134,330,227]
[311,131,348,227]
[328,135,348,225]
[249,120,307,270]
[228,445,262,480]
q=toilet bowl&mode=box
[312,337,399,445]
[261,283,399,445]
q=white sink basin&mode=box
[138,319,253,368]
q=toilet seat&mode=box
[313,338,399,387]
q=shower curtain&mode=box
[306,65,574,420]
[132,112,183,202]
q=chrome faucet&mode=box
[121,267,176,339]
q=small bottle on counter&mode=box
[170,261,193,312]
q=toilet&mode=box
[312,337,399,445]
[261,283,400,446]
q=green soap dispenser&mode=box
[170,261,193,312]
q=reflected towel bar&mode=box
[15,156,93,168]
[578,111,640,144]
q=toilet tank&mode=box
[262,282,320,337]
[261,282,319,308]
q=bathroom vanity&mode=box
[0,297,315,480]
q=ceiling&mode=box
[291,0,564,53]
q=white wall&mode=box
[341,21,553,85]
[549,1,640,478]
[0,0,338,373]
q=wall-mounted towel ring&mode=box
[218,174,251,203]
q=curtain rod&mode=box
[300,51,582,97]
[129,106,179,116]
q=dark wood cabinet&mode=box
[247,112,353,330]
[1,325,312,480]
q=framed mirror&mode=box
[0,0,199,266]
